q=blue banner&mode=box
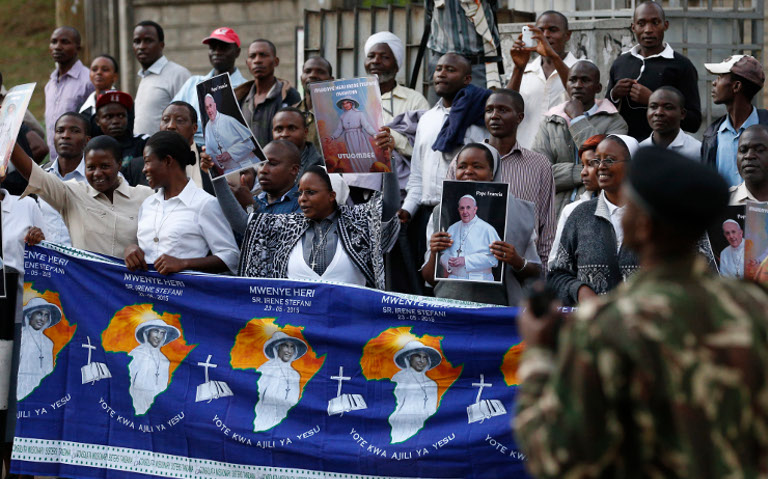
[13,244,527,479]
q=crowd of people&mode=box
[1,0,768,477]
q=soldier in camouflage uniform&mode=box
[515,146,768,478]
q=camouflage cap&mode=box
[626,146,729,233]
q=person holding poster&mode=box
[128,319,180,415]
[203,93,257,174]
[17,298,61,399]
[253,332,307,432]
[720,219,744,278]
[439,195,501,281]
[329,98,379,172]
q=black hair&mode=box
[744,123,768,137]
[635,1,666,21]
[136,20,164,43]
[93,53,119,73]
[538,10,569,31]
[145,131,195,169]
[275,106,308,127]
[265,139,302,166]
[731,73,763,100]
[604,135,632,161]
[84,135,122,164]
[251,38,276,56]
[56,26,82,46]
[457,143,495,171]
[166,100,198,124]
[571,60,600,82]
[488,88,525,113]
[441,52,472,76]
[55,111,91,136]
[305,55,333,76]
[301,165,333,191]
[651,86,685,108]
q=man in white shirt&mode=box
[507,11,580,149]
[171,27,247,145]
[133,20,191,136]
[39,112,89,246]
[438,195,500,281]
[729,124,768,205]
[639,86,701,161]
[719,219,744,278]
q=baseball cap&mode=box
[202,27,241,47]
[95,89,133,110]
[704,55,765,88]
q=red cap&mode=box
[95,90,133,111]
[202,27,241,47]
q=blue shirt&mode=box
[253,184,301,215]
[171,68,248,145]
[717,106,759,187]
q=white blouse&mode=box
[2,189,46,272]
[286,239,366,286]
[136,180,239,272]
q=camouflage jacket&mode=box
[516,257,768,479]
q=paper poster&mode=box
[436,181,509,284]
[705,205,746,278]
[745,200,768,283]
[196,73,266,179]
[0,206,4,299]
[308,77,391,174]
[0,83,35,178]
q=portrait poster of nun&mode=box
[308,77,391,174]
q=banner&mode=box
[13,244,528,479]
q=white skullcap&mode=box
[722,219,741,229]
[364,31,405,71]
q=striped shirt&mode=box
[427,0,499,56]
[446,142,556,269]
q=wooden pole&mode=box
[55,0,90,64]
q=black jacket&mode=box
[700,108,768,170]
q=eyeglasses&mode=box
[588,158,627,168]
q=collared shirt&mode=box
[172,68,248,144]
[640,129,702,162]
[447,141,556,269]
[137,180,239,272]
[298,97,320,152]
[628,42,675,61]
[427,0,499,56]
[134,56,191,136]
[402,99,488,215]
[253,185,301,215]
[728,181,760,205]
[515,52,580,149]
[345,84,430,191]
[301,210,340,275]
[44,59,94,162]
[1,189,46,272]
[24,161,154,258]
[241,79,301,147]
[717,106,759,187]
[602,191,625,250]
[38,158,87,246]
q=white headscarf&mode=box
[608,134,640,159]
[364,31,405,71]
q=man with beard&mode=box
[253,332,307,432]
[94,90,148,173]
[128,319,180,415]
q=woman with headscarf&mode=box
[548,134,606,266]
[217,165,399,288]
[124,131,239,275]
[253,332,307,432]
[389,340,441,443]
[422,143,541,305]
[548,134,641,305]
[328,98,379,173]
[17,298,62,400]
[128,319,180,415]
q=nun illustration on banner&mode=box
[253,331,308,432]
[389,340,441,443]
[128,319,180,415]
[17,298,61,399]
[329,97,379,172]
